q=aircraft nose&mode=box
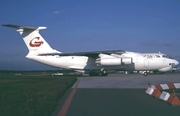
[175,60,179,65]
[173,59,179,66]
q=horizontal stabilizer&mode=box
[2,24,46,30]
[2,24,38,30]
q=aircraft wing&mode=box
[38,50,125,58]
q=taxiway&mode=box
[51,73,180,116]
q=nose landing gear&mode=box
[139,71,148,76]
[143,72,148,76]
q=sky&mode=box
[0,0,180,70]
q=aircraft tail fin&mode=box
[2,24,60,55]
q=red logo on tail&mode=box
[29,37,43,47]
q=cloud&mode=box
[53,11,60,14]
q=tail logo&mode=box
[29,37,43,47]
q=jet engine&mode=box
[122,57,132,65]
[96,57,132,66]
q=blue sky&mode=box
[0,0,180,70]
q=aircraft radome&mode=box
[2,24,179,76]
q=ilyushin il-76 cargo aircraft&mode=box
[2,24,179,76]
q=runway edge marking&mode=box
[58,79,80,116]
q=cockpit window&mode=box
[162,54,172,59]
[155,55,160,58]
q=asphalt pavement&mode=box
[51,73,180,116]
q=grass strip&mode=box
[0,76,77,116]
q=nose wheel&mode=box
[143,72,148,76]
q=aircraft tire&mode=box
[143,72,148,76]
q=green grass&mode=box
[0,76,77,116]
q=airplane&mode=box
[2,24,179,76]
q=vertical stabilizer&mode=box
[2,24,60,54]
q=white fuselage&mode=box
[26,51,178,74]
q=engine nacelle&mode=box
[122,57,132,65]
[96,57,132,66]
[96,58,121,66]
